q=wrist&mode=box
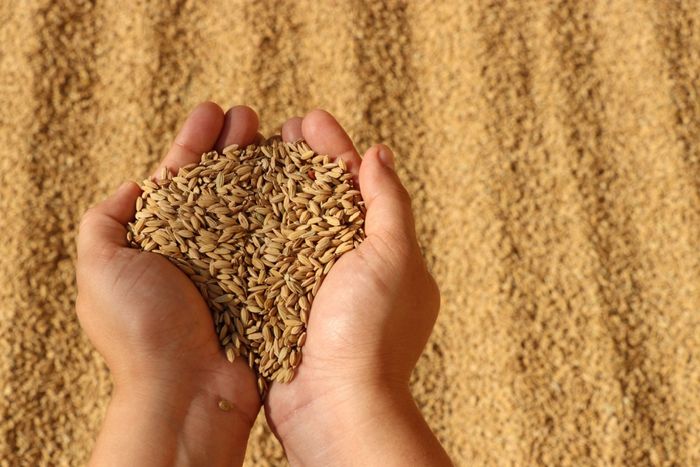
[112,362,260,426]
[273,381,451,467]
[91,364,259,467]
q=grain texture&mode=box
[126,141,364,394]
[0,1,699,466]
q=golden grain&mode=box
[126,140,365,395]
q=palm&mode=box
[78,176,261,405]
[299,248,383,369]
[265,241,387,421]
[77,102,264,422]
[265,110,440,440]
[106,248,222,364]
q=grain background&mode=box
[1,1,699,465]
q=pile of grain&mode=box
[126,140,364,393]
[2,2,700,465]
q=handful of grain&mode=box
[126,139,365,395]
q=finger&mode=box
[153,101,225,178]
[77,181,141,261]
[301,109,361,176]
[214,105,260,151]
[359,144,417,246]
[281,116,303,142]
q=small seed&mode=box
[218,399,234,411]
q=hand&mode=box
[76,102,262,467]
[264,110,451,466]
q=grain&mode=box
[5,3,700,465]
[126,140,365,395]
[218,399,234,412]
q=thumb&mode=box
[359,144,418,252]
[77,181,141,263]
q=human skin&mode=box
[76,103,451,466]
[76,102,262,467]
[264,111,453,467]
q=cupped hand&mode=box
[77,104,448,466]
[265,111,448,466]
[76,102,262,427]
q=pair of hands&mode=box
[76,102,450,466]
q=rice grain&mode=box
[126,140,365,396]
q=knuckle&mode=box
[76,207,119,264]
[372,230,414,265]
[77,209,101,250]
[78,207,98,233]
[390,184,412,207]
[351,239,394,292]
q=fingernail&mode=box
[378,146,395,169]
